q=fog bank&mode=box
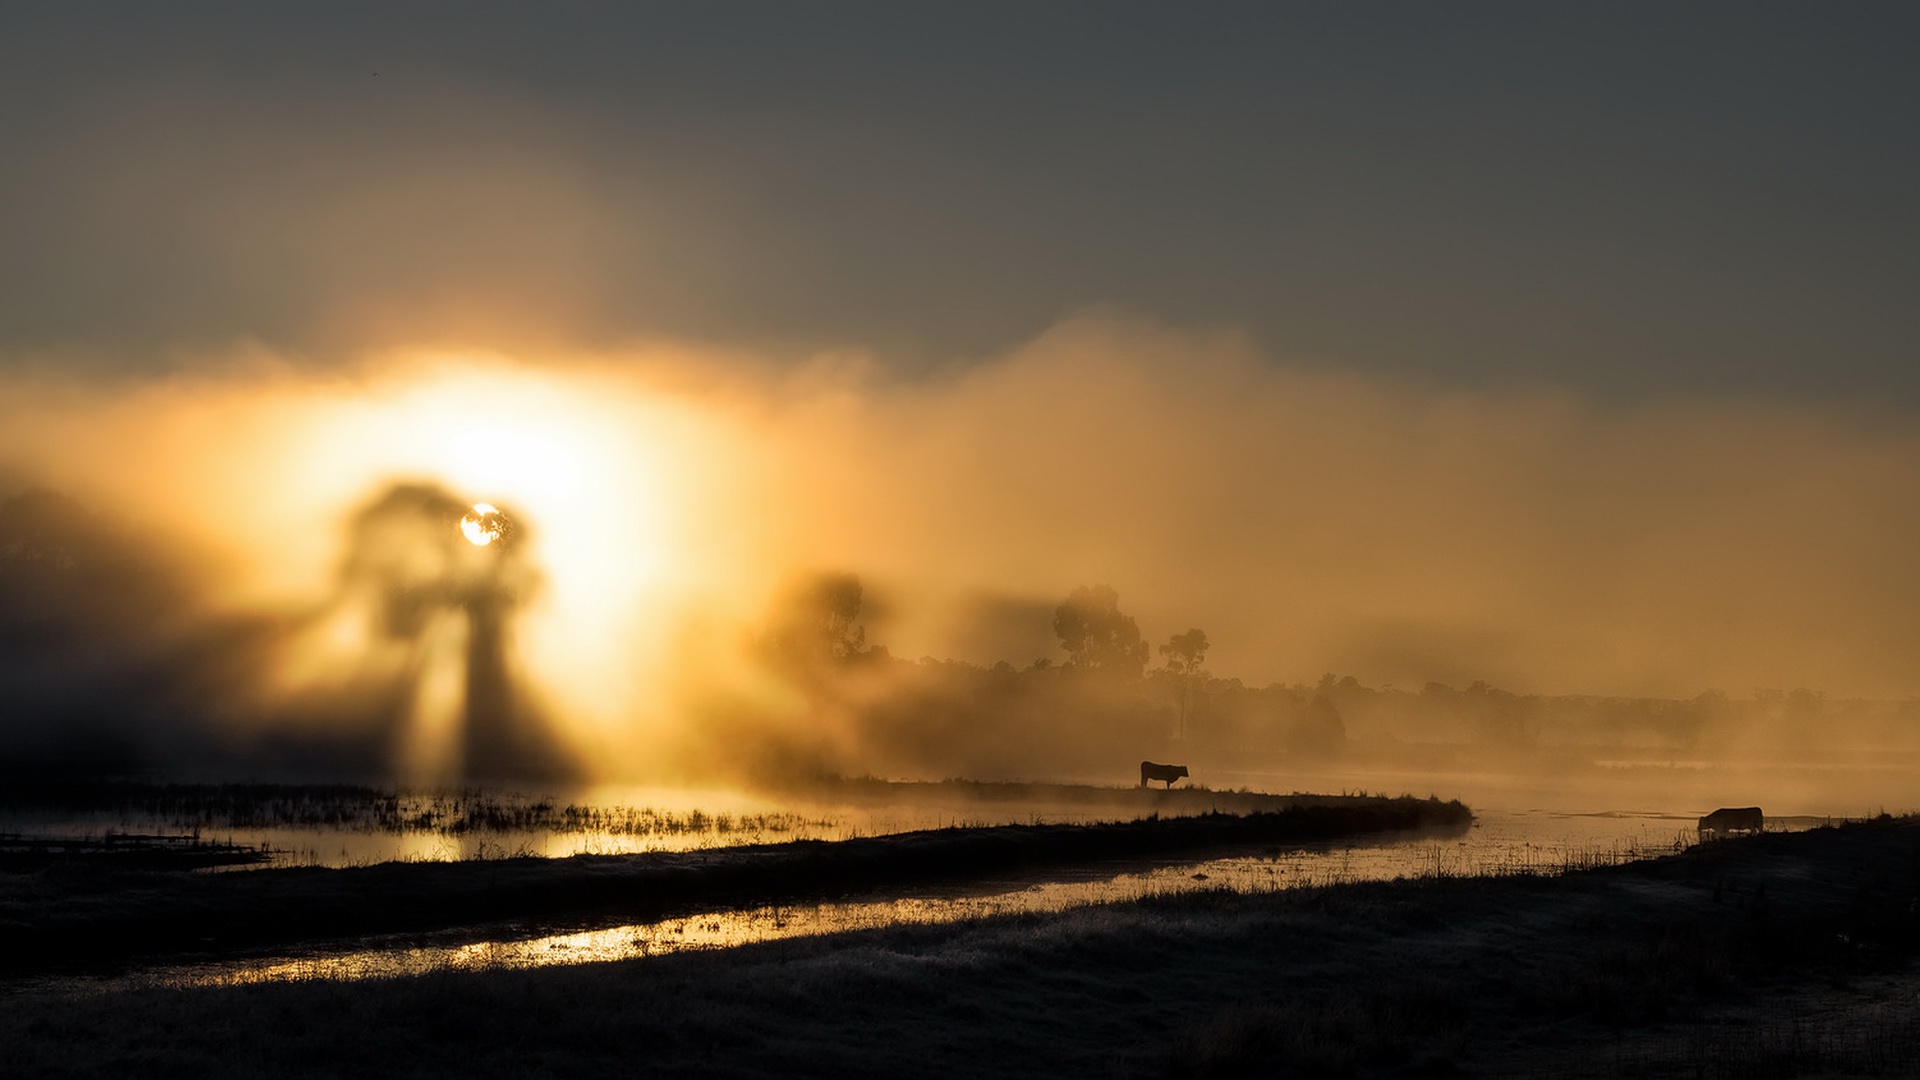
[3,315,1917,780]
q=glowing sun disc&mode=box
[460,503,510,546]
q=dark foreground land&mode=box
[3,814,1918,1078]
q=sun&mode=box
[459,503,511,546]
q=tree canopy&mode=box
[1159,628,1209,677]
[1053,584,1149,677]
[765,571,869,670]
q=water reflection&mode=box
[13,806,1813,999]
[5,758,1889,872]
[2,787,851,869]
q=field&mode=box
[1,797,1916,1077]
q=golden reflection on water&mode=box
[175,864,1342,990]
[88,808,1776,995]
[0,802,1837,1002]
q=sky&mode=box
[3,3,1920,775]
[4,3,1916,398]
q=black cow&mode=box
[1698,806,1764,837]
[1140,761,1189,789]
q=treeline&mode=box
[6,481,1914,785]
[714,573,1920,782]
[705,575,1353,782]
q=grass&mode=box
[0,779,837,840]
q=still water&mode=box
[13,802,1831,998]
[5,758,1897,871]
[9,760,1893,996]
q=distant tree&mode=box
[1291,693,1346,757]
[1159,628,1209,739]
[765,572,870,671]
[1784,687,1825,721]
[1052,584,1149,677]
[1159,628,1209,677]
[1318,673,1364,696]
[1462,679,1529,746]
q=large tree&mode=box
[1053,584,1149,677]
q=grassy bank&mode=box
[0,794,1467,974]
[2,815,1916,1077]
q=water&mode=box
[5,758,1892,871]
[1,785,848,868]
[5,762,1881,995]
[5,783,1288,868]
[11,804,1822,998]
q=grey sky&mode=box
[3,3,1916,401]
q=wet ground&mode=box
[4,816,1916,1078]
[7,802,1818,997]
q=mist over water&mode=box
[1,316,1918,804]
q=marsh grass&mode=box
[3,777,1381,870]
[1,779,836,839]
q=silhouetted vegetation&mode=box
[1054,583,1150,676]
[0,484,579,784]
[761,571,876,674]
[665,569,1920,788]
[0,780,829,843]
[337,482,574,782]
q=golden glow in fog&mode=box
[11,319,1920,789]
[187,354,748,775]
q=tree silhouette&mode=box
[1293,693,1346,757]
[1053,584,1148,678]
[763,571,871,674]
[1159,627,1209,739]
[1159,628,1209,677]
[338,482,572,782]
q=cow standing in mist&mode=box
[1698,806,1764,837]
[1140,761,1189,789]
